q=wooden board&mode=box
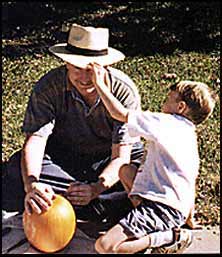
[2,214,97,254]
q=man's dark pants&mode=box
[2,142,144,225]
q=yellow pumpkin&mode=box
[23,194,76,253]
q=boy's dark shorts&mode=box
[119,198,186,239]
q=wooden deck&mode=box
[2,213,99,254]
[2,213,220,254]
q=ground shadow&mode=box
[2,2,220,58]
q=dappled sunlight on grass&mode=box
[2,48,220,226]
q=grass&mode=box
[2,47,220,226]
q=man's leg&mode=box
[2,150,75,213]
[2,141,144,222]
[2,151,26,212]
[2,150,126,223]
[78,142,144,224]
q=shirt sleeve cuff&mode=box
[23,120,55,138]
[127,110,141,138]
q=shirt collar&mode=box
[174,114,195,128]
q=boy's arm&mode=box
[90,63,129,123]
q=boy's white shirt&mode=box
[128,110,199,218]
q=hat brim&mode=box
[49,43,125,68]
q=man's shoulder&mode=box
[108,67,136,87]
[34,65,66,93]
[108,67,140,99]
[46,65,66,76]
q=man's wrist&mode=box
[24,175,39,193]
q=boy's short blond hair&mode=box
[170,80,218,125]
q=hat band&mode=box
[66,43,108,56]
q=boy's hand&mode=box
[88,63,108,89]
[87,62,128,123]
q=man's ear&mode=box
[177,101,188,114]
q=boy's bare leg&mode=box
[95,222,180,254]
[119,164,136,193]
[95,223,151,254]
[119,164,142,207]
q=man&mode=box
[2,24,144,224]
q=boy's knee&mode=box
[119,164,134,180]
[119,164,137,183]
[119,164,128,180]
[95,235,115,254]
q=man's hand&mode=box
[66,181,98,206]
[24,182,55,215]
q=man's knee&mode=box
[5,150,22,177]
[2,151,25,212]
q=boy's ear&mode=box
[177,101,188,114]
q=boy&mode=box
[89,63,217,254]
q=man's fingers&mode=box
[32,192,51,211]
[45,185,56,196]
[27,198,42,214]
[25,201,33,215]
[67,181,83,193]
[66,188,92,205]
[67,196,90,205]
[33,187,54,206]
[67,190,89,196]
[65,181,94,206]
[68,185,88,192]
[24,186,54,214]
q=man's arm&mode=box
[21,134,46,192]
[21,134,55,214]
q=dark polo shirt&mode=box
[22,65,141,170]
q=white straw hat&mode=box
[49,24,125,68]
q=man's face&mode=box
[66,63,97,98]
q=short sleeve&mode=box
[108,67,141,145]
[127,110,161,141]
[22,67,66,138]
[22,89,56,138]
[112,120,140,144]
